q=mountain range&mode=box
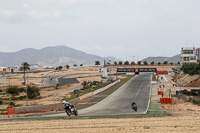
[0,45,117,67]
[0,45,181,67]
[141,54,181,64]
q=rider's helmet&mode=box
[62,101,67,104]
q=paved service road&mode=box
[78,73,152,116]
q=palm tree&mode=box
[20,62,30,85]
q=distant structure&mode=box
[181,47,200,64]
[0,67,18,73]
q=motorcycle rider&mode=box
[131,102,137,112]
[63,101,74,110]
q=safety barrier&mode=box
[158,91,163,95]
[79,92,93,100]
[7,108,15,115]
[160,98,172,104]
[93,80,119,95]
[156,70,168,75]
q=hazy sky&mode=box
[0,0,200,61]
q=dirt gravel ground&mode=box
[1,116,200,133]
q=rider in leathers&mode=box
[63,101,74,110]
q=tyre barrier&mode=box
[176,89,200,96]
[8,108,15,115]
[160,98,172,104]
[158,91,163,95]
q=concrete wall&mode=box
[15,80,120,114]
[93,80,119,95]
[79,92,93,101]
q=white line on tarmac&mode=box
[133,83,143,101]
[163,75,168,82]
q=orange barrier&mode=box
[169,98,172,103]
[160,98,164,103]
[167,98,170,103]
[163,98,167,103]
[8,108,15,115]
[158,91,163,95]
[160,98,173,104]
[156,70,168,75]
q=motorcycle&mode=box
[64,104,78,116]
[132,102,137,112]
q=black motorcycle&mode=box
[64,104,78,116]
[131,102,137,112]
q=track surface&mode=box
[44,73,152,117]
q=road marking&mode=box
[133,83,143,101]
[163,75,168,82]
[144,80,151,114]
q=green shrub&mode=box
[18,96,26,100]
[27,86,40,99]
[18,87,25,92]
[7,101,15,108]
[188,97,192,102]
[55,84,59,89]
[6,86,19,98]
[0,100,2,105]
[144,125,150,129]
[182,63,200,75]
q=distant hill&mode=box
[0,45,118,67]
[166,54,181,63]
[141,54,181,64]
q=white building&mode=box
[181,47,199,64]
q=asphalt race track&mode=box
[43,73,152,117]
[78,73,152,116]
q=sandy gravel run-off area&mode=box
[1,116,200,133]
